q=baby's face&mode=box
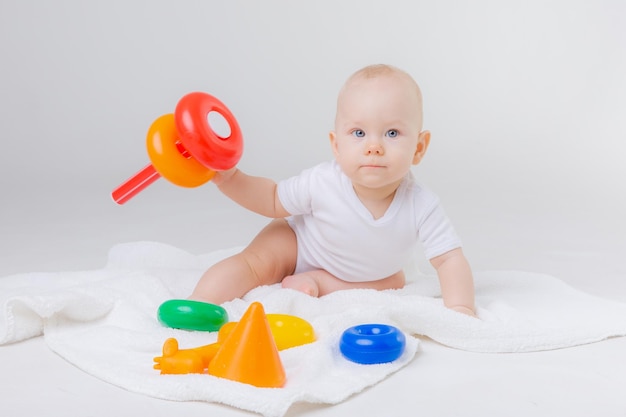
[331,74,428,195]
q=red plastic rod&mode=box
[111,164,160,205]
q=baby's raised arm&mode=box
[213,168,291,218]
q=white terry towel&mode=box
[2,241,626,417]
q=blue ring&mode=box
[340,324,406,364]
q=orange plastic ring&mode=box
[174,92,243,171]
[146,113,215,187]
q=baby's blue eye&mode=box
[352,130,365,138]
[386,129,399,138]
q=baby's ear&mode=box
[412,130,431,164]
[329,131,339,157]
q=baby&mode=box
[191,64,476,317]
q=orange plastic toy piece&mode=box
[146,113,216,188]
[153,338,221,374]
[208,302,286,388]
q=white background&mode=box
[1,1,626,416]
[1,1,625,280]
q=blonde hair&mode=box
[349,63,406,80]
[338,64,424,127]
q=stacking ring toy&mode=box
[146,113,216,187]
[111,92,243,204]
[339,324,406,364]
[157,299,228,332]
[175,92,243,171]
[218,313,316,350]
[265,314,316,350]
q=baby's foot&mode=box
[281,274,320,297]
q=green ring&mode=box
[157,299,228,332]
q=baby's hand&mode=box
[213,167,238,185]
[450,305,477,318]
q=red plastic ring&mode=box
[174,92,243,171]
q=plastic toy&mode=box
[219,313,315,350]
[208,302,286,387]
[339,324,406,365]
[153,338,220,374]
[157,299,228,332]
[153,312,315,375]
[111,92,243,204]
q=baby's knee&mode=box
[241,247,296,286]
[281,274,319,297]
[235,248,284,286]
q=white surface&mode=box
[2,190,626,417]
[2,1,626,416]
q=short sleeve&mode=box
[277,166,316,216]
[418,202,463,259]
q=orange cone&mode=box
[208,302,286,388]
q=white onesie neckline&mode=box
[338,167,409,226]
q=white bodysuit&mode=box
[277,161,462,282]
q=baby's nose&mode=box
[366,143,384,155]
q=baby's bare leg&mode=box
[190,219,297,304]
[281,269,405,297]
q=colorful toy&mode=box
[219,313,315,350]
[111,92,243,204]
[209,302,286,387]
[153,338,220,374]
[339,324,406,365]
[153,311,316,375]
[157,299,228,332]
